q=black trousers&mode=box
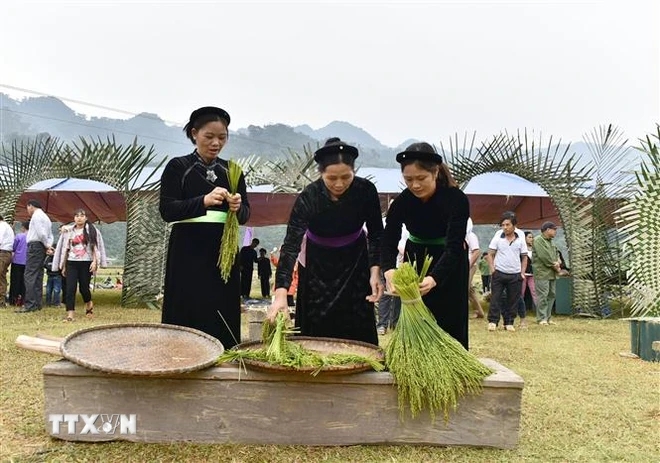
[259,276,270,298]
[9,263,26,304]
[65,260,93,311]
[24,242,46,311]
[240,268,253,297]
[488,270,523,326]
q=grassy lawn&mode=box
[1,289,658,462]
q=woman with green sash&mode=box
[159,106,250,348]
[381,142,471,349]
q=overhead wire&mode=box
[0,83,303,150]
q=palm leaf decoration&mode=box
[579,125,636,316]
[617,125,660,317]
[261,144,320,193]
[0,134,167,309]
[0,135,64,220]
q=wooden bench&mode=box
[43,358,523,448]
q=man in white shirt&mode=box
[0,214,15,307]
[17,200,54,313]
[486,211,528,332]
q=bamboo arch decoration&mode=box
[0,135,166,307]
[442,131,596,314]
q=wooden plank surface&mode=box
[43,358,522,447]
[43,358,523,388]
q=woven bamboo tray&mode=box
[229,336,384,375]
[59,323,224,376]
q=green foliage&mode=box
[387,258,492,421]
[617,124,660,317]
[218,161,243,281]
[0,135,167,308]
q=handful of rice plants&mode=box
[217,313,385,375]
[386,256,493,422]
[217,160,242,281]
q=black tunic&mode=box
[381,185,470,349]
[275,177,383,345]
[159,152,250,349]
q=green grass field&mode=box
[1,288,658,462]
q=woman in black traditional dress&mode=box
[267,138,383,345]
[381,142,471,349]
[159,106,249,349]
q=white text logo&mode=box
[48,414,137,435]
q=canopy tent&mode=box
[14,170,561,228]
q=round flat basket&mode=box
[231,336,384,375]
[60,323,224,376]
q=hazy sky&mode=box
[1,0,658,147]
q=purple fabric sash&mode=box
[305,228,364,248]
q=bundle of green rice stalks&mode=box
[218,160,242,281]
[217,313,385,376]
[386,256,493,422]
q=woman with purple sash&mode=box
[381,142,471,349]
[267,138,383,345]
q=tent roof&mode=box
[14,169,563,228]
[24,169,550,196]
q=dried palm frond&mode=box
[617,125,660,317]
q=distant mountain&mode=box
[0,93,398,167]
[293,120,399,167]
[294,120,389,151]
[0,93,643,171]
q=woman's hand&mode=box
[203,187,229,207]
[61,265,66,277]
[226,193,242,212]
[366,266,383,302]
[267,288,291,323]
[419,275,437,296]
[383,269,396,295]
[89,261,98,273]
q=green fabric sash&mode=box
[408,234,446,246]
[176,210,227,224]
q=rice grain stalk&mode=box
[217,313,385,375]
[386,256,493,422]
[218,160,242,281]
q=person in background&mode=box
[257,247,272,299]
[17,200,54,313]
[239,238,260,299]
[518,230,538,327]
[270,246,299,308]
[43,253,62,308]
[533,221,561,325]
[159,106,249,348]
[267,137,383,345]
[9,221,29,306]
[557,250,571,276]
[381,142,470,349]
[486,211,528,332]
[466,218,485,319]
[376,201,407,336]
[53,209,107,322]
[0,214,15,307]
[478,252,491,294]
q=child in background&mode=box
[43,254,62,308]
[257,248,272,299]
[479,252,491,294]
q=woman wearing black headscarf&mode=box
[381,142,471,349]
[267,138,383,345]
[159,106,249,348]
